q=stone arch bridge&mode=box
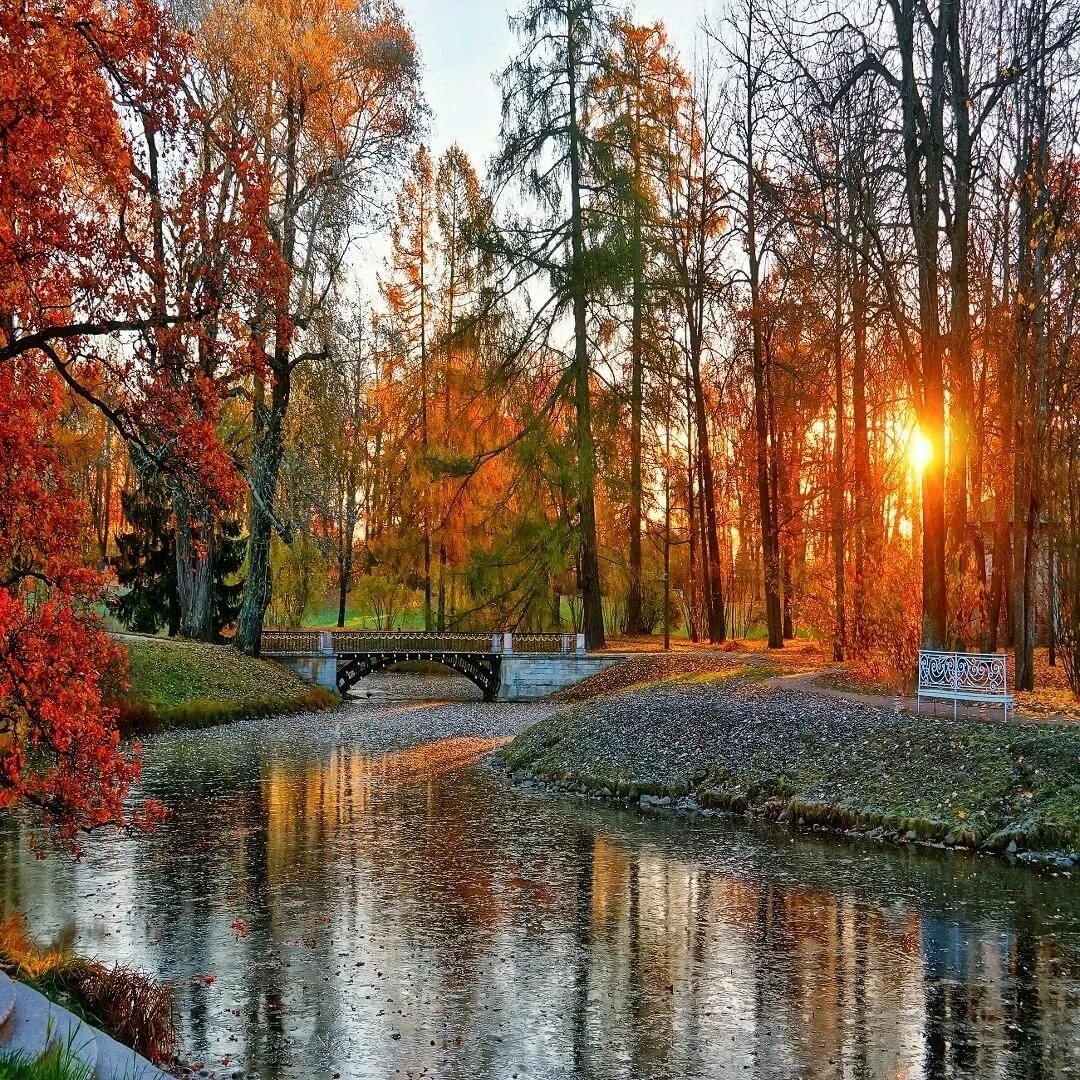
[260,630,622,701]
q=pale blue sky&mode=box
[405,0,709,167]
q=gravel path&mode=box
[768,666,1080,725]
[149,690,562,757]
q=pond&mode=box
[1,697,1078,1080]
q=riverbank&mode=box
[500,660,1080,867]
[113,636,337,734]
[6,693,1080,1077]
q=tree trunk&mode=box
[944,0,975,612]
[743,36,782,649]
[236,97,300,657]
[889,0,948,648]
[236,356,290,655]
[567,1,604,650]
[174,489,214,641]
[627,137,645,637]
[687,340,726,642]
[749,279,782,647]
[663,387,672,652]
[832,256,846,661]
[685,363,699,642]
[851,230,871,649]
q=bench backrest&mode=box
[917,649,1008,697]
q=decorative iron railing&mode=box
[511,633,578,654]
[916,648,1013,719]
[259,629,324,654]
[917,649,1008,695]
[329,631,499,654]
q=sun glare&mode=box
[909,427,933,475]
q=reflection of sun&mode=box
[909,426,933,475]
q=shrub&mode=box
[947,561,989,651]
[116,686,338,736]
[57,962,176,1063]
[1061,622,1080,699]
[1059,539,1080,699]
[852,542,922,691]
[0,913,177,1064]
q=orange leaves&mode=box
[0,1,129,330]
[199,0,421,168]
[0,361,149,851]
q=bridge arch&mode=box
[335,651,501,701]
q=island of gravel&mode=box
[497,653,1080,869]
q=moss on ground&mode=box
[114,636,338,734]
[501,671,1080,859]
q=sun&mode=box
[909,426,933,475]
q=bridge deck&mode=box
[260,630,585,656]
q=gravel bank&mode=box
[501,670,1080,867]
[150,692,560,757]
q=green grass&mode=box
[0,1047,92,1080]
[114,637,338,734]
[303,596,428,629]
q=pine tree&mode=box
[113,479,181,637]
[113,477,245,640]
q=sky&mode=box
[405,0,710,168]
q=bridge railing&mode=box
[260,629,325,654]
[260,629,587,656]
[511,633,582,654]
[330,631,499,654]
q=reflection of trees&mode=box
[2,738,1080,1079]
[570,828,592,1075]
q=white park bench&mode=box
[917,649,1014,720]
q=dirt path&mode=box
[763,666,1079,725]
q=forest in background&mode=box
[5,0,1080,836]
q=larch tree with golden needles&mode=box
[491,0,621,650]
[379,145,437,628]
[196,0,424,653]
[595,19,689,637]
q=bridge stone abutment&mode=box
[277,651,340,692]
[495,654,623,700]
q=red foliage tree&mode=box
[0,0,216,847]
[0,361,165,851]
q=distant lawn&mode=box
[115,636,337,733]
[303,596,428,629]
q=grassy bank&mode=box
[114,636,337,734]
[0,912,176,1065]
[501,664,1080,866]
[0,1048,93,1080]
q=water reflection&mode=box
[0,716,1078,1079]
